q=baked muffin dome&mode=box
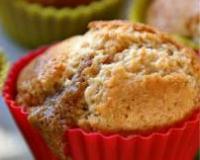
[16,21,200,159]
[146,0,200,44]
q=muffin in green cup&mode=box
[0,50,9,91]
[0,0,122,48]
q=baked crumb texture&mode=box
[16,21,200,160]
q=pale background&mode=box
[0,0,131,159]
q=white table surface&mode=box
[0,0,132,159]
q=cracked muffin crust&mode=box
[16,21,200,160]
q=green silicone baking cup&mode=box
[0,0,122,48]
[0,52,9,91]
[196,151,200,160]
[129,0,199,50]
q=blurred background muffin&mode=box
[0,50,8,91]
[0,0,122,48]
[130,0,200,50]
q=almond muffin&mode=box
[146,0,200,47]
[16,21,200,160]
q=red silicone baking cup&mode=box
[3,47,59,160]
[3,46,200,160]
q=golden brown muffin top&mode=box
[16,21,200,160]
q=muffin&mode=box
[12,21,200,160]
[130,0,200,50]
[0,0,122,48]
